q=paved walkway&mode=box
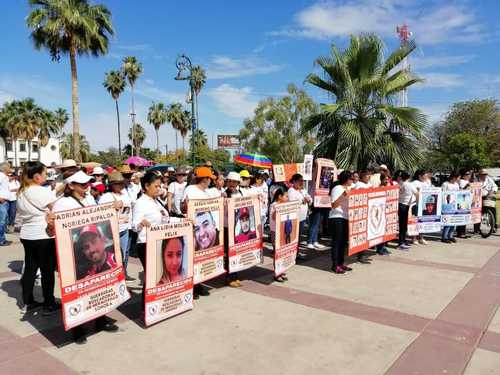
[0,231,499,375]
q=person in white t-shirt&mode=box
[287,173,311,260]
[441,172,460,243]
[99,171,135,282]
[7,172,20,233]
[353,169,373,190]
[410,170,428,245]
[207,171,226,198]
[251,173,269,226]
[398,171,417,250]
[456,169,472,238]
[167,167,187,217]
[16,162,58,315]
[329,170,354,274]
[269,188,290,283]
[48,170,119,344]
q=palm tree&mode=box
[191,128,208,150]
[128,123,146,155]
[60,132,91,161]
[179,111,192,152]
[38,109,63,148]
[147,102,168,155]
[27,0,114,163]
[103,70,126,157]
[166,103,185,154]
[304,34,426,171]
[52,108,69,135]
[122,56,143,156]
[191,65,206,123]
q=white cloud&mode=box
[411,54,475,70]
[418,103,450,124]
[135,81,186,104]
[419,73,463,88]
[206,56,282,79]
[208,84,257,119]
[271,1,486,45]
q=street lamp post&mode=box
[175,54,198,167]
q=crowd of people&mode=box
[2,158,498,344]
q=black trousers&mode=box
[20,238,56,306]
[398,203,410,245]
[329,218,348,268]
[136,243,146,308]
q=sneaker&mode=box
[313,242,326,250]
[449,238,457,243]
[42,302,61,316]
[331,266,345,274]
[441,239,451,244]
[296,252,308,261]
[227,280,240,288]
[418,238,428,245]
[21,301,43,313]
[341,265,352,271]
[307,244,315,250]
[0,240,12,247]
[398,244,410,251]
[198,285,210,297]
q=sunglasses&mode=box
[73,182,90,187]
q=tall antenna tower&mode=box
[396,23,412,107]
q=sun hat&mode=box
[204,161,213,168]
[92,166,105,175]
[118,165,133,174]
[478,169,488,175]
[64,171,92,184]
[239,170,251,179]
[108,171,125,184]
[58,159,77,169]
[194,166,215,179]
[226,171,241,182]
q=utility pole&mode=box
[165,144,168,156]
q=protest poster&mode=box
[273,201,300,276]
[470,182,483,224]
[311,158,337,207]
[348,186,399,255]
[407,212,419,236]
[417,187,442,233]
[441,190,472,226]
[272,163,305,183]
[227,195,263,273]
[53,203,130,331]
[144,220,194,326]
[303,154,314,181]
[187,197,225,284]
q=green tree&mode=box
[426,99,500,169]
[122,56,143,156]
[239,83,317,163]
[147,102,168,154]
[60,132,91,161]
[166,103,185,153]
[446,133,490,170]
[191,65,206,122]
[90,147,122,166]
[303,34,426,171]
[128,123,146,154]
[103,70,126,156]
[27,0,113,162]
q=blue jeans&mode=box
[119,230,130,270]
[0,202,8,244]
[307,208,329,244]
[442,226,455,240]
[8,201,16,226]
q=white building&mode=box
[0,137,62,168]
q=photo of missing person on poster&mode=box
[234,206,257,244]
[442,193,456,213]
[156,236,188,285]
[279,214,297,246]
[457,192,471,211]
[422,194,438,216]
[319,167,335,189]
[71,222,117,281]
[194,211,220,251]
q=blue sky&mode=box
[1,0,499,152]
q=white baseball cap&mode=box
[226,171,241,182]
[167,166,175,172]
[64,171,92,184]
[379,164,388,171]
[92,166,105,175]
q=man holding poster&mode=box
[51,171,129,344]
[144,221,194,327]
[187,197,225,285]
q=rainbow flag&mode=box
[234,152,272,168]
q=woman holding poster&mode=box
[329,171,354,274]
[287,173,311,260]
[49,170,119,344]
[441,173,460,243]
[132,172,171,306]
[270,189,289,282]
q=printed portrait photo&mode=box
[422,194,438,216]
[156,236,188,285]
[319,166,335,189]
[442,193,457,213]
[234,206,257,244]
[279,213,297,247]
[71,221,117,281]
[457,192,471,211]
[194,211,220,251]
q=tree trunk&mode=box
[175,132,178,162]
[115,99,122,158]
[13,138,17,168]
[156,127,160,155]
[131,84,136,157]
[28,139,31,162]
[182,135,185,154]
[69,46,81,162]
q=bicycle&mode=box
[479,196,496,238]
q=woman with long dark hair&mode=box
[16,161,58,315]
[329,170,354,274]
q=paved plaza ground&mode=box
[0,231,499,374]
